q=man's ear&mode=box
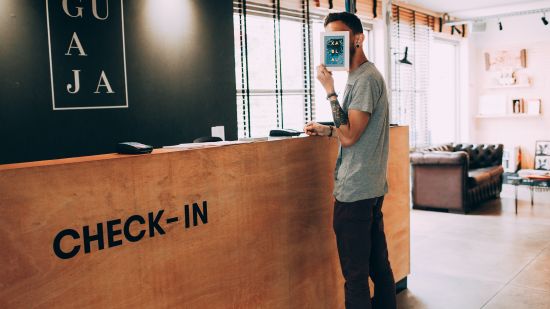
[356,33,365,46]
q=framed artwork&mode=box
[484,48,526,71]
[535,141,550,171]
[320,31,349,71]
[535,156,550,171]
[536,141,550,155]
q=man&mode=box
[304,12,395,309]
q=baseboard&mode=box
[396,277,407,294]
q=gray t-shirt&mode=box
[333,61,389,203]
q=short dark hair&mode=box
[324,12,363,34]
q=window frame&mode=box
[431,35,461,143]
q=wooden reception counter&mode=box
[0,126,410,308]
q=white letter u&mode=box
[92,0,109,20]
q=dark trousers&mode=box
[333,196,396,309]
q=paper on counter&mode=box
[163,140,253,150]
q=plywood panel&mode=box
[0,128,409,308]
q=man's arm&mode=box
[329,95,370,147]
[316,64,371,147]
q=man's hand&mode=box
[304,122,331,136]
[316,65,335,94]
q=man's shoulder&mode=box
[357,63,383,82]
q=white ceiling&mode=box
[398,0,550,18]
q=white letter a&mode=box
[94,71,115,94]
[65,32,87,56]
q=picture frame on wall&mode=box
[535,156,550,171]
[536,141,550,156]
[484,48,527,71]
[535,141,550,171]
[320,31,349,71]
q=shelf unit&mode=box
[476,114,541,119]
[485,83,531,89]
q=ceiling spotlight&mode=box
[498,20,503,31]
[542,13,549,26]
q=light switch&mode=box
[211,126,225,141]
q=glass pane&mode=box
[282,95,305,130]
[249,95,278,137]
[246,15,276,90]
[280,19,305,90]
[428,40,458,144]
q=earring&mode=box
[356,44,360,48]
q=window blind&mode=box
[234,0,382,138]
[390,5,465,148]
[311,0,382,20]
[233,0,314,138]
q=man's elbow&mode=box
[340,136,360,148]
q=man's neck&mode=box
[349,52,368,73]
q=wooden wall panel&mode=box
[0,127,409,308]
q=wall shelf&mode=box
[485,84,531,89]
[476,114,541,119]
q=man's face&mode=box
[325,21,359,56]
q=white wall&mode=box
[469,15,550,169]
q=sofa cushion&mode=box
[453,144,504,169]
[467,166,504,187]
[423,144,453,152]
[410,151,468,166]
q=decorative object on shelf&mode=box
[484,49,527,71]
[535,140,550,171]
[515,73,531,86]
[498,68,516,86]
[526,99,541,115]
[512,98,524,114]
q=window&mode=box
[234,0,375,138]
[428,38,459,144]
[233,0,313,138]
[390,5,465,148]
[391,6,432,149]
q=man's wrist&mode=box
[326,91,337,100]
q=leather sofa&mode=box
[410,143,504,214]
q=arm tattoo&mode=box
[330,98,349,128]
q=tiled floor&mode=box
[396,185,550,309]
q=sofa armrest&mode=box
[410,151,468,166]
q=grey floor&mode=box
[396,185,550,309]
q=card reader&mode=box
[269,129,302,137]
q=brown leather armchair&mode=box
[410,143,504,214]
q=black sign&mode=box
[46,0,128,110]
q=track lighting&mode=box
[543,13,549,26]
